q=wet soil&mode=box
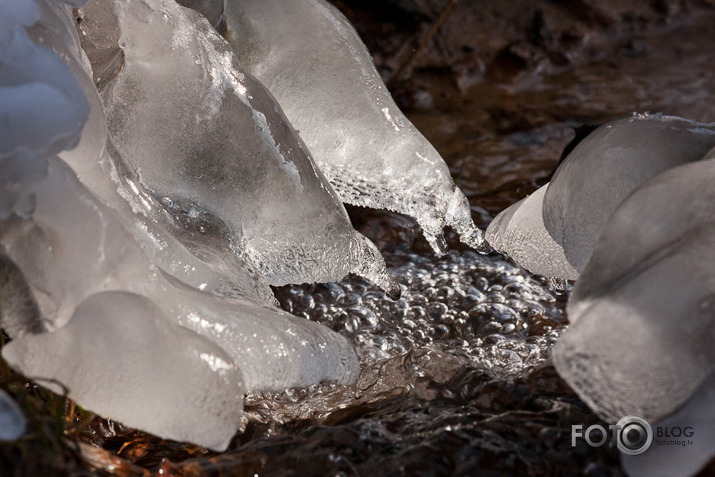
[2,1,714,476]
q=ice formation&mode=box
[487,116,715,476]
[486,115,715,279]
[0,389,26,442]
[4,0,707,468]
[2,152,358,384]
[38,0,277,305]
[553,157,715,423]
[224,0,486,255]
[4,291,245,451]
[1,134,359,449]
[621,373,714,477]
[485,184,578,280]
[78,0,399,297]
[0,0,388,450]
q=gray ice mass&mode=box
[621,373,715,477]
[488,115,715,477]
[0,389,26,442]
[224,0,486,255]
[487,115,715,279]
[554,157,715,424]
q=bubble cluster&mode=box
[277,249,570,379]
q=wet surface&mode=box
[2,1,715,475]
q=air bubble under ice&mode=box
[279,249,568,376]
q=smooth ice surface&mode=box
[42,2,275,305]
[543,114,715,273]
[554,159,715,423]
[0,0,88,220]
[175,295,360,391]
[487,114,715,279]
[2,291,245,451]
[0,389,26,442]
[486,184,578,280]
[84,0,398,296]
[621,374,715,477]
[224,0,486,254]
[1,157,359,390]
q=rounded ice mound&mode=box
[1,156,359,390]
[80,0,398,295]
[554,158,715,424]
[486,115,715,279]
[486,184,578,280]
[544,114,715,273]
[0,389,26,442]
[0,0,89,220]
[2,291,245,452]
[621,373,714,477]
[224,0,487,255]
[1,154,359,446]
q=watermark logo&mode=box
[572,415,653,455]
[614,416,653,455]
[572,416,695,455]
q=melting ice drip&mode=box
[0,0,486,450]
[224,0,489,255]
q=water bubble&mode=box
[274,249,568,384]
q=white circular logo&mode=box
[616,415,653,455]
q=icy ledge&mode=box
[0,0,487,451]
[79,0,400,297]
[0,0,378,450]
[224,0,487,255]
